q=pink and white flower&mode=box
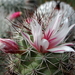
[21,10,75,53]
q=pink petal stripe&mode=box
[58,43,74,46]
[44,30,54,40]
[49,24,75,47]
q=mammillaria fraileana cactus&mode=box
[2,1,75,75]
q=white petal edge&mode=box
[30,19,42,49]
[48,46,75,53]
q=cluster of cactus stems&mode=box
[0,0,75,75]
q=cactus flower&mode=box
[7,12,22,21]
[21,10,75,53]
[0,38,25,54]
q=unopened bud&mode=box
[0,38,25,54]
[7,12,22,21]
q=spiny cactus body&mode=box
[1,1,75,75]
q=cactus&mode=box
[11,51,72,75]
[1,1,75,75]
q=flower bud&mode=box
[0,38,25,54]
[7,12,22,21]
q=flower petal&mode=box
[41,39,49,51]
[21,32,33,46]
[58,43,74,46]
[21,32,39,50]
[30,19,43,49]
[45,10,63,38]
[49,19,75,47]
[48,46,75,53]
